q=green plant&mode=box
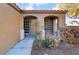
[43,38,55,48]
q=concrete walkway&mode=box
[6,36,35,55]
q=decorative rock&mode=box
[60,26,79,46]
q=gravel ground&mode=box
[31,40,79,55]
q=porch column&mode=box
[20,17,24,40]
[57,18,59,36]
[20,29,24,40]
[37,16,45,40]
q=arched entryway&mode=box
[24,16,37,37]
[44,16,59,36]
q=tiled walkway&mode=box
[6,36,35,55]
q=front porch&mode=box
[23,15,59,39]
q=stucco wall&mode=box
[0,4,23,54]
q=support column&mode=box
[57,18,59,36]
[20,29,24,40]
[37,16,45,40]
[41,17,45,40]
[20,17,24,40]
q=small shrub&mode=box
[34,32,41,49]
[33,40,42,49]
[36,31,41,40]
[43,38,55,48]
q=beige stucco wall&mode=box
[0,4,23,54]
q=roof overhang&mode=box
[22,10,68,14]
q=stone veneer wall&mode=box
[60,26,79,45]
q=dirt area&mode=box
[31,40,79,55]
